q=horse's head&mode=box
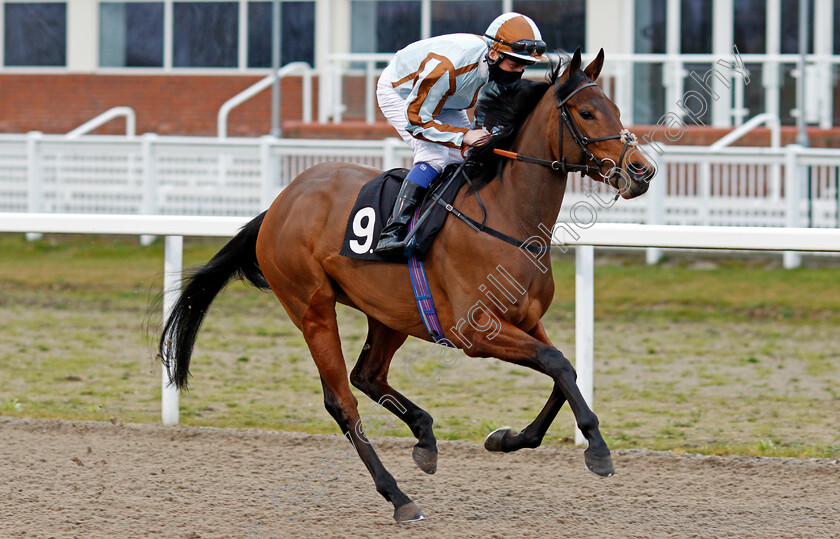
[553,47,655,199]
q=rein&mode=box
[492,80,639,184]
[402,162,550,255]
[408,78,639,258]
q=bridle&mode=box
[419,77,644,256]
[493,79,639,181]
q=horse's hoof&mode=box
[584,448,615,477]
[412,445,438,474]
[393,502,427,523]
[484,426,515,452]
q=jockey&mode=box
[374,12,547,257]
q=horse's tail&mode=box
[158,211,270,390]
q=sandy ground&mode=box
[2,417,838,538]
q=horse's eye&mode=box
[579,109,595,120]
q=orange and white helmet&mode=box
[483,12,547,64]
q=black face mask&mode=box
[488,60,523,87]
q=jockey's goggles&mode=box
[483,34,547,56]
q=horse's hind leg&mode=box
[485,321,567,452]
[464,320,613,477]
[301,286,425,523]
[350,317,438,474]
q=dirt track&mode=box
[3,418,839,538]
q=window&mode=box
[350,1,421,53]
[4,3,67,66]
[680,0,711,54]
[248,1,316,66]
[634,0,666,124]
[780,0,814,54]
[100,3,164,67]
[513,0,585,53]
[733,0,766,54]
[835,0,840,55]
[173,2,238,67]
[634,0,666,54]
[431,1,501,37]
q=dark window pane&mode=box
[351,1,421,53]
[834,65,840,123]
[100,3,164,67]
[634,0,668,123]
[248,3,271,65]
[742,63,765,118]
[634,64,666,124]
[733,0,766,54]
[780,0,814,54]
[4,3,66,66]
[780,63,797,124]
[834,0,840,54]
[248,1,315,67]
[683,63,713,125]
[681,0,711,53]
[376,2,421,52]
[431,1,502,37]
[513,0,585,52]
[174,2,238,67]
[282,2,315,64]
[635,0,666,53]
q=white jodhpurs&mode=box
[376,65,470,172]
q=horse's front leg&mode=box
[464,320,613,477]
[484,384,566,451]
[484,322,566,452]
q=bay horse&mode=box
[159,48,654,523]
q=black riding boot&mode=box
[374,179,427,257]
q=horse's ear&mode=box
[584,48,605,81]
[568,46,582,75]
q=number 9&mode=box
[349,207,376,254]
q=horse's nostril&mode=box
[629,161,655,181]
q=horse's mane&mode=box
[469,53,589,192]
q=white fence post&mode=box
[141,133,159,246]
[699,162,712,226]
[382,137,401,170]
[317,64,331,123]
[333,66,344,123]
[575,244,595,446]
[784,144,802,269]
[260,135,277,210]
[25,131,44,241]
[302,69,313,123]
[365,60,376,124]
[646,149,665,264]
[4,215,840,427]
[161,235,183,426]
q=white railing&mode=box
[2,213,839,440]
[709,113,780,150]
[0,133,414,216]
[564,224,840,444]
[66,107,137,140]
[4,133,839,227]
[322,52,840,128]
[2,132,840,269]
[0,213,248,426]
[217,62,314,139]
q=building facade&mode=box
[0,0,838,138]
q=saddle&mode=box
[339,164,469,263]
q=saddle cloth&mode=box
[339,165,467,263]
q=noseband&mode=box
[556,81,638,178]
[493,79,639,182]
